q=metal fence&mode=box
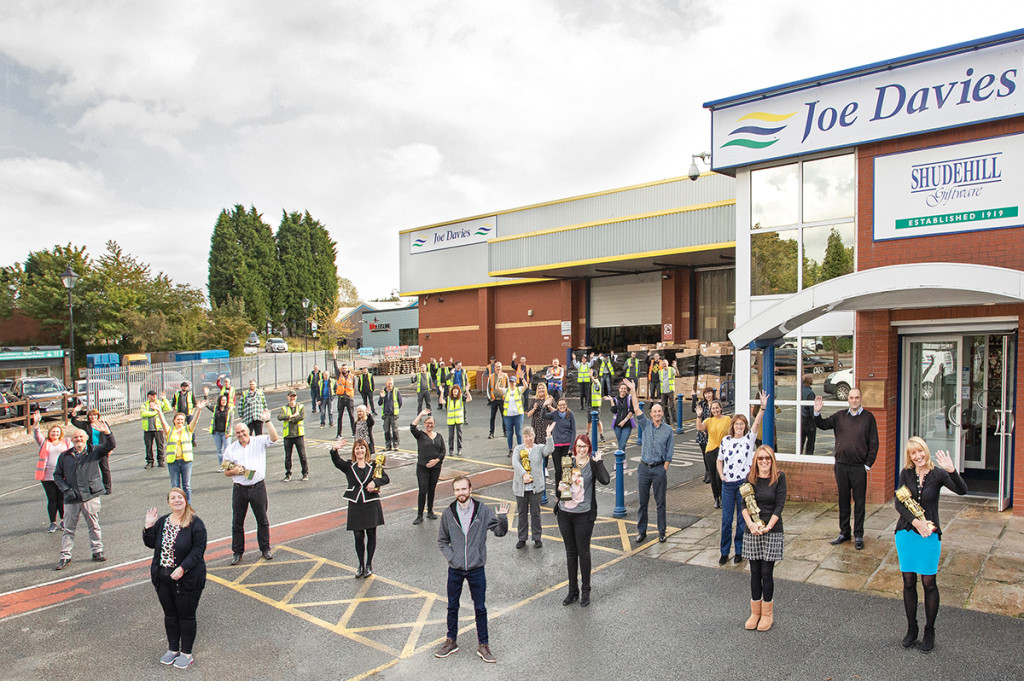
[80,349,363,418]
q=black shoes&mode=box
[534,540,542,548]
[231,553,242,565]
[719,555,729,566]
[364,564,372,577]
[426,511,438,520]
[733,554,743,564]
[902,622,918,648]
[703,472,711,484]
[92,552,106,562]
[487,433,494,439]
[413,516,424,525]
[55,558,71,570]
[855,537,865,550]
[516,541,526,549]
[355,565,366,578]
[658,534,667,543]
[830,534,850,545]
[262,550,273,561]
[562,592,579,606]
[920,626,935,653]
[635,532,647,544]
[714,499,721,509]
[580,591,591,607]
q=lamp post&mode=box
[59,265,79,384]
[311,303,318,352]
[279,309,286,335]
[301,298,310,352]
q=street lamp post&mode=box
[311,303,318,352]
[301,298,310,352]
[59,265,79,385]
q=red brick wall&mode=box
[777,459,838,502]
[0,313,57,345]
[661,268,693,342]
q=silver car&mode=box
[265,337,288,353]
[74,379,128,415]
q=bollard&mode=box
[613,449,626,518]
[590,410,599,449]
[636,400,646,448]
[676,393,685,434]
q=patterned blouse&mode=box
[718,432,757,483]
[160,521,182,567]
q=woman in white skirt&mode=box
[740,445,786,632]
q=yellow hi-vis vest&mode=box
[281,404,305,438]
[624,358,640,380]
[591,383,603,408]
[577,362,591,382]
[502,386,524,416]
[660,366,676,392]
[446,396,465,425]
[415,372,430,392]
[599,358,613,376]
[166,426,193,463]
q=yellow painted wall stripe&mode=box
[489,241,736,277]
[397,173,720,235]
[487,199,736,244]
[418,324,480,334]
[493,319,562,329]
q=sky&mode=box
[2,1,1023,301]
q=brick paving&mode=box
[646,478,1024,619]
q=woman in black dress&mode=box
[410,409,445,525]
[331,438,389,578]
[143,487,207,669]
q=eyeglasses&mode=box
[756,456,772,461]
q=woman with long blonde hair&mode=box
[33,413,73,532]
[740,445,786,632]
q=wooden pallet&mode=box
[375,358,416,376]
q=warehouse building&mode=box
[708,29,1024,514]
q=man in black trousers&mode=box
[813,389,878,550]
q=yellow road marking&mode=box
[280,559,324,605]
[401,594,437,656]
[209,558,318,570]
[290,593,427,608]
[337,576,375,629]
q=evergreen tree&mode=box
[208,205,278,330]
[820,228,854,282]
[274,210,339,333]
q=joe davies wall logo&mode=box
[721,111,796,150]
[408,216,497,255]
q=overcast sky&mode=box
[2,2,1022,301]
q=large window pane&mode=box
[802,155,855,223]
[750,344,798,402]
[803,405,847,457]
[802,222,854,288]
[698,268,735,342]
[751,230,798,295]
[751,163,798,229]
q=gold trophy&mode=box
[739,482,765,528]
[519,448,533,483]
[895,485,935,531]
[220,459,255,481]
[373,451,387,479]
[559,461,574,501]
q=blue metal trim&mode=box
[762,344,776,448]
[703,28,1024,110]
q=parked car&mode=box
[0,392,11,425]
[775,347,840,374]
[245,332,259,348]
[74,379,128,414]
[823,368,853,401]
[137,369,189,402]
[6,377,75,419]
[0,378,13,396]
[265,337,288,353]
[920,349,954,400]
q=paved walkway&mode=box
[646,478,1024,618]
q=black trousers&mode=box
[704,447,722,502]
[337,396,355,436]
[488,400,506,436]
[417,392,432,413]
[360,391,376,415]
[550,445,571,499]
[231,481,270,554]
[248,420,263,436]
[144,430,165,464]
[284,436,308,476]
[416,464,442,516]
[578,382,591,410]
[557,511,595,594]
[155,567,203,654]
[835,462,868,538]
[41,480,64,522]
[800,419,816,456]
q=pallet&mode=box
[375,358,416,376]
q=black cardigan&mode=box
[746,472,787,533]
[894,467,968,537]
[552,458,610,522]
[143,515,208,593]
[409,425,445,466]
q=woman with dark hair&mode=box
[443,384,470,457]
[606,382,635,470]
[205,392,234,465]
[554,433,610,607]
[692,386,716,484]
[410,409,445,525]
[34,415,73,532]
[741,445,786,632]
[330,438,389,578]
[716,391,768,566]
[71,405,113,494]
[143,487,207,669]
[543,398,576,502]
[895,437,967,653]
[696,398,732,509]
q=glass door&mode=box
[997,334,1016,511]
[904,337,963,470]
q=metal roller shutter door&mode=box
[589,273,661,328]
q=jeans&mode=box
[284,436,308,476]
[446,566,488,644]
[309,387,320,412]
[231,481,270,555]
[155,566,202,654]
[167,460,193,502]
[320,397,333,426]
[613,424,632,451]
[503,414,523,452]
[516,490,542,542]
[637,463,667,535]
[62,497,102,559]
[212,432,228,464]
[600,374,612,398]
[416,464,442,516]
[557,510,595,594]
[835,462,868,538]
[720,480,744,557]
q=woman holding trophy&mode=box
[739,445,786,632]
[511,422,555,549]
[554,433,610,607]
[894,437,967,653]
[330,438,390,578]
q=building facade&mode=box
[399,175,737,371]
[709,29,1024,514]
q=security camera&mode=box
[688,152,711,181]
[687,162,701,182]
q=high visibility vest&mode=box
[660,366,676,392]
[415,372,431,392]
[173,391,196,415]
[166,426,193,463]
[502,386,524,416]
[515,364,531,386]
[306,371,318,388]
[209,405,234,434]
[591,384,603,408]
[547,367,563,391]
[488,373,508,400]
[281,404,305,438]
[358,372,374,393]
[624,358,640,380]
[140,398,171,430]
[336,373,355,397]
[383,390,401,414]
[447,396,465,425]
[220,386,236,405]
[599,358,613,376]
[577,362,591,382]
[447,370,466,388]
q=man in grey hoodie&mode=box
[435,476,510,664]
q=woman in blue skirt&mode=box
[894,437,967,654]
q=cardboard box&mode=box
[638,377,649,398]
[674,377,699,395]
[694,374,723,392]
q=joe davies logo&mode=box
[911,152,1002,208]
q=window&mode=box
[750,154,855,297]
[697,268,735,342]
[399,328,419,346]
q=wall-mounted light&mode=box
[527,309,534,316]
[425,334,431,340]
[661,273,671,280]
[688,152,711,181]
[437,296,444,303]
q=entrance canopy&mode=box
[731,263,1024,348]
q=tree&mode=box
[207,205,278,330]
[337,276,359,306]
[201,298,251,356]
[19,244,95,343]
[820,228,855,282]
[750,232,798,295]
[274,211,339,332]
[0,264,24,318]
